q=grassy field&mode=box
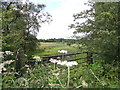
[34,42,79,56]
[32,42,87,63]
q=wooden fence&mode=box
[27,52,98,65]
[15,50,97,77]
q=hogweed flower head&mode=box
[58,61,67,65]
[0,60,15,73]
[49,58,78,67]
[33,56,41,59]
[5,51,14,55]
[4,60,14,65]
[33,56,41,61]
[65,61,78,67]
[49,58,60,63]
[57,60,78,67]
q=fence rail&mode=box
[13,50,98,77]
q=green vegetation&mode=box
[34,42,78,56]
[1,1,119,89]
[1,1,52,56]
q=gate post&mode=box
[15,50,26,76]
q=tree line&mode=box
[38,38,76,43]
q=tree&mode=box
[1,0,52,56]
[69,2,119,63]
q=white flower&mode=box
[59,61,67,65]
[57,60,78,67]
[82,80,88,87]
[101,81,107,86]
[71,61,78,65]
[58,50,68,54]
[33,56,40,59]
[25,65,29,68]
[24,54,27,57]
[0,55,4,59]
[53,73,59,76]
[4,60,14,65]
[0,63,4,73]
[49,58,59,63]
[57,60,62,65]
[66,62,74,67]
[3,67,6,71]
[56,57,61,60]
[5,51,14,55]
[0,52,4,54]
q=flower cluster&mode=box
[0,60,15,73]
[4,51,14,55]
[49,58,60,63]
[0,51,14,59]
[4,60,15,65]
[57,61,78,67]
[53,73,59,76]
[49,58,78,67]
[82,80,88,87]
[33,56,41,61]
[58,50,68,54]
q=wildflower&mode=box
[58,50,68,54]
[25,65,29,68]
[3,67,6,71]
[0,51,4,54]
[57,60,78,67]
[0,63,4,73]
[57,60,62,65]
[24,54,27,57]
[82,80,88,87]
[5,51,14,55]
[53,73,59,76]
[33,56,41,61]
[56,57,61,60]
[33,56,41,59]
[4,60,14,65]
[101,81,107,86]
[49,58,60,63]
[66,62,74,67]
[59,61,67,65]
[71,61,78,65]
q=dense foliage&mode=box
[70,2,120,63]
[1,0,52,55]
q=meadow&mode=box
[34,42,79,56]
[2,42,119,88]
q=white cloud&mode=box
[36,0,90,39]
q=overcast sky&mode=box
[29,0,89,39]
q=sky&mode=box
[29,0,90,39]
